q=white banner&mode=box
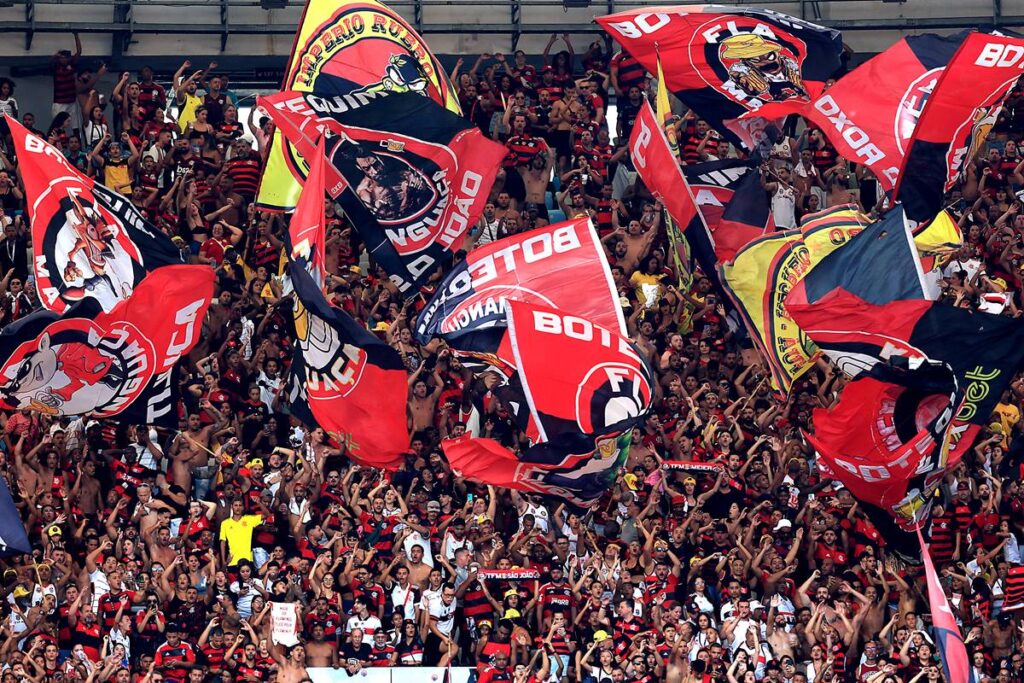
[270,602,299,646]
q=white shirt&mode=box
[428,596,457,636]
[390,583,419,621]
[772,184,797,230]
[346,614,382,635]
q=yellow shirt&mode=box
[177,92,202,133]
[219,514,263,564]
[103,160,131,194]
[629,271,663,307]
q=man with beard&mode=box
[342,142,433,222]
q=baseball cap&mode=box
[623,473,639,491]
[683,476,697,485]
[373,321,390,332]
[47,526,63,537]
[12,586,30,599]
[426,501,441,512]
[49,424,66,436]
[594,630,611,642]
[774,519,793,532]
[504,608,521,619]
[248,458,264,469]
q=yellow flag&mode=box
[256,0,461,212]
[720,205,871,395]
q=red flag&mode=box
[754,33,967,192]
[630,99,698,229]
[8,116,187,315]
[287,257,409,470]
[289,135,328,275]
[897,32,1024,222]
[917,526,975,683]
[630,99,721,281]
[597,6,842,148]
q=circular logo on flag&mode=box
[328,133,457,256]
[689,18,810,108]
[293,298,367,400]
[575,361,653,434]
[893,67,943,156]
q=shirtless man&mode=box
[518,148,554,207]
[407,359,444,433]
[403,544,433,589]
[145,525,179,569]
[603,203,660,275]
[170,402,225,498]
[305,624,337,668]
[70,459,103,516]
[274,643,310,683]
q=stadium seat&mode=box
[548,209,567,224]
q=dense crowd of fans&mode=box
[0,27,1023,683]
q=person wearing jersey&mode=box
[424,584,459,666]
[154,624,198,683]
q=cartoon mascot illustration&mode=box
[59,193,136,310]
[720,34,807,102]
[347,54,430,100]
[1,331,124,415]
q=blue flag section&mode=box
[0,478,31,557]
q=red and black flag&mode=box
[597,6,843,148]
[256,0,461,211]
[629,99,720,287]
[414,218,624,355]
[789,291,1024,429]
[0,266,212,428]
[786,206,928,311]
[896,32,1024,222]
[8,117,186,315]
[755,32,968,192]
[260,90,506,294]
[806,361,964,533]
[286,257,409,470]
[442,300,654,507]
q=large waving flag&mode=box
[286,258,409,469]
[917,526,975,683]
[8,117,186,315]
[719,205,871,394]
[0,477,32,557]
[598,6,843,148]
[754,32,969,192]
[414,218,624,355]
[443,300,654,507]
[256,0,460,211]
[261,90,505,293]
[0,266,212,428]
[682,159,773,263]
[896,32,1024,222]
[807,361,963,531]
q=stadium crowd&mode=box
[1,27,1024,683]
